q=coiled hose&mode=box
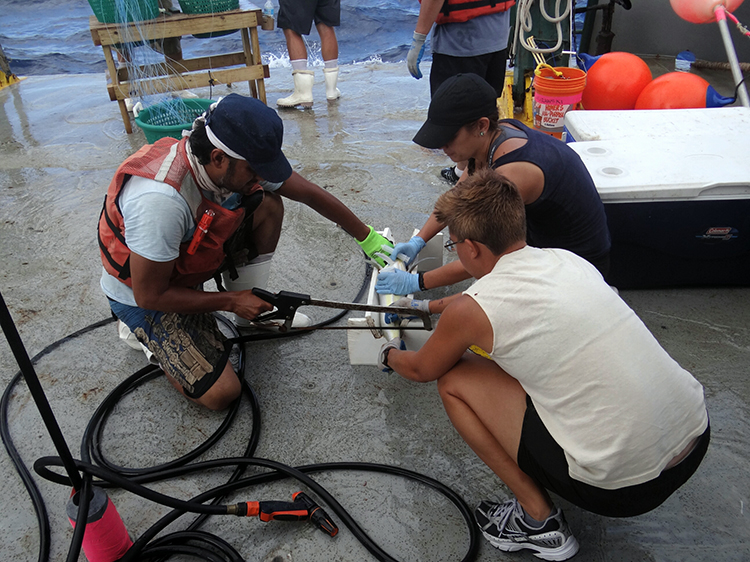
[3,264,480,562]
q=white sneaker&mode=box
[475,498,579,561]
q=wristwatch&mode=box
[381,346,394,369]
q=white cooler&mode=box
[563,107,750,143]
[567,113,750,288]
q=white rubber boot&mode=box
[277,70,314,108]
[222,261,311,328]
[323,67,341,101]
[117,320,158,365]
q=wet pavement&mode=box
[1,62,749,561]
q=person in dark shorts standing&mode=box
[407,0,513,183]
[276,0,342,108]
[98,94,392,410]
[378,169,710,560]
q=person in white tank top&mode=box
[378,168,709,561]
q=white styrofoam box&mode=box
[569,135,750,203]
[564,107,750,143]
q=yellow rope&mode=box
[534,63,564,78]
[528,37,564,78]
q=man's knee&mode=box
[256,190,284,223]
[194,366,242,411]
[316,22,335,37]
[197,388,240,411]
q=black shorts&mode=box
[277,0,340,36]
[517,395,710,517]
[430,49,508,97]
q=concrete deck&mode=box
[1,62,749,561]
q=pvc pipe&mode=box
[378,259,407,342]
[715,6,750,107]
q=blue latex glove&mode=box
[378,337,406,373]
[375,269,420,295]
[407,32,427,79]
[390,235,426,266]
[384,297,431,324]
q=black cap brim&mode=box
[251,150,293,184]
[412,119,462,150]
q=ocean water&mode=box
[0,0,424,76]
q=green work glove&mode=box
[356,225,394,268]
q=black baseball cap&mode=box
[413,73,499,149]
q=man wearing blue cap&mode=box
[98,94,390,410]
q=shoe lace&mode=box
[484,499,518,534]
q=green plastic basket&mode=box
[178,0,240,37]
[177,0,239,14]
[88,0,160,23]
[135,98,214,144]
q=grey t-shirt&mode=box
[432,10,511,57]
[100,174,282,307]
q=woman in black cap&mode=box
[375,73,611,298]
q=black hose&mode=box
[144,531,244,562]
[0,316,115,562]
[34,456,478,562]
[66,473,93,562]
[4,264,480,562]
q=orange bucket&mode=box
[533,67,587,138]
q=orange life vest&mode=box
[421,0,515,25]
[98,137,246,288]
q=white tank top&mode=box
[465,246,708,489]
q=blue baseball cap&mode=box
[204,94,292,183]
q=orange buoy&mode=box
[635,72,734,108]
[581,52,653,110]
[670,0,744,24]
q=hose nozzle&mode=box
[292,491,339,537]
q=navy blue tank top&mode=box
[490,119,611,263]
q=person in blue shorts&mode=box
[98,94,391,410]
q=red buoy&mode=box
[670,0,744,24]
[581,52,653,110]
[635,72,709,109]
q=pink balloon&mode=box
[670,0,744,24]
